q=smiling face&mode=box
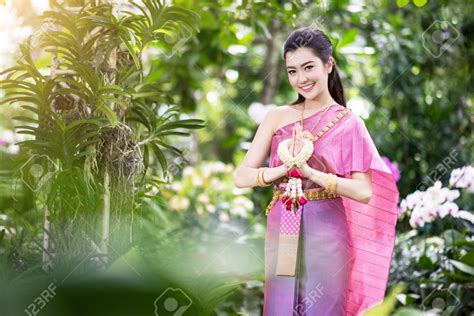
[285,47,333,101]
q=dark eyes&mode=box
[288,65,313,75]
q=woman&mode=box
[234,27,399,315]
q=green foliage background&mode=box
[0,0,472,315]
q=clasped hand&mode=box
[288,122,304,156]
[287,123,313,178]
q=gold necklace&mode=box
[299,101,333,141]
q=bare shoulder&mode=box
[270,104,292,113]
[263,104,294,133]
[272,103,306,131]
[280,103,303,112]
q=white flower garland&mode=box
[285,177,304,199]
[277,138,314,168]
[277,138,314,213]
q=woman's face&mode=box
[285,47,333,100]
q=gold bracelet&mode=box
[325,173,337,194]
[324,173,331,192]
[330,174,337,194]
[259,167,272,186]
[326,174,332,194]
[256,167,271,187]
[257,167,265,186]
[256,168,263,186]
[329,175,335,194]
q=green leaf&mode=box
[441,229,464,245]
[459,251,474,266]
[449,259,474,276]
[392,307,424,316]
[12,116,39,124]
[156,131,191,137]
[143,144,149,170]
[96,100,118,127]
[158,119,206,131]
[149,143,168,177]
[418,255,434,270]
[337,28,358,49]
[363,284,407,315]
[100,95,129,109]
[155,140,183,156]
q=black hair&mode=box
[283,27,346,107]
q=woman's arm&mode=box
[234,164,288,188]
[233,108,288,188]
[302,164,373,204]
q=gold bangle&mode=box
[328,174,333,194]
[330,174,337,194]
[324,173,331,192]
[260,167,272,186]
[262,167,273,187]
[258,168,263,186]
[330,174,336,194]
[256,168,263,186]
[325,173,337,194]
[257,167,272,187]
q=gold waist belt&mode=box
[265,188,340,215]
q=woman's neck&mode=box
[304,93,337,111]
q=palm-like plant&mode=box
[0,0,204,270]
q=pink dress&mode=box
[263,104,399,315]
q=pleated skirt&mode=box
[263,197,353,315]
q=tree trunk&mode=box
[261,19,283,104]
[42,207,51,271]
[101,0,117,263]
[101,166,111,263]
[42,48,59,270]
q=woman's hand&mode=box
[288,122,304,156]
[300,162,314,178]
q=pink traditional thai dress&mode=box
[263,103,399,315]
